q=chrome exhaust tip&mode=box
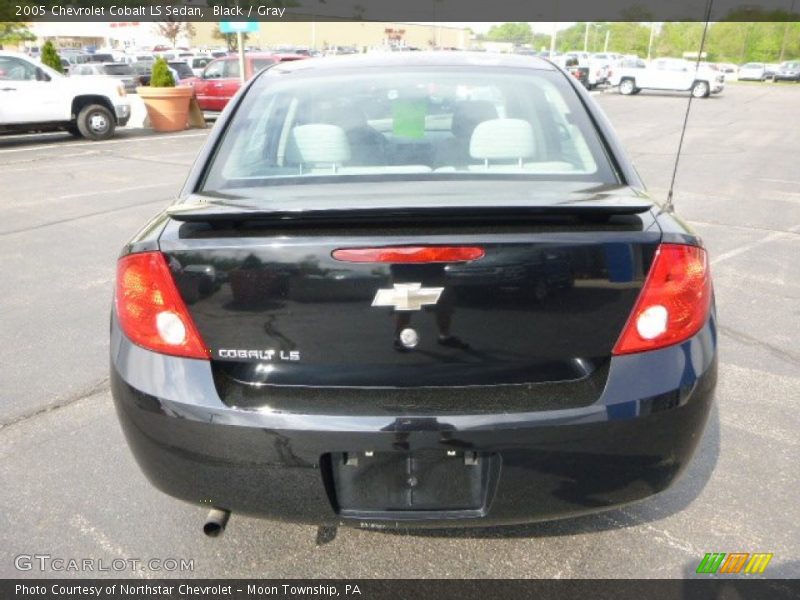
[203,508,230,537]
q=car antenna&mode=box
[665,0,715,213]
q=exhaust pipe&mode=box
[203,508,230,537]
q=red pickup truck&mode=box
[192,53,307,111]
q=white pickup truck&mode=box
[0,52,131,140]
[610,57,724,98]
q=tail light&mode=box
[115,252,209,359]
[612,244,712,355]
[333,246,484,263]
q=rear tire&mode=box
[619,78,637,95]
[691,80,710,98]
[76,104,115,141]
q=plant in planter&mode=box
[136,57,193,132]
[40,41,63,74]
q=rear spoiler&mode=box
[167,199,654,225]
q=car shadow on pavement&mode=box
[371,401,721,541]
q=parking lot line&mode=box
[711,224,800,266]
[0,131,209,155]
[760,178,800,185]
[58,182,177,201]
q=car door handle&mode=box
[0,87,16,91]
[212,83,223,88]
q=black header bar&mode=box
[1,0,799,23]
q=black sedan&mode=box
[111,52,717,533]
[774,60,800,82]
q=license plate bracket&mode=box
[328,450,498,516]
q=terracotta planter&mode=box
[137,85,193,132]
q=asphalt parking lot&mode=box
[0,83,798,579]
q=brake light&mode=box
[333,246,484,263]
[115,252,209,359]
[612,244,712,355]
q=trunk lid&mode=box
[159,182,660,388]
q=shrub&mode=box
[40,40,63,74]
[150,57,175,87]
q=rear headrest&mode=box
[469,119,535,162]
[286,124,351,165]
[451,100,498,140]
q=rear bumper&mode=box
[110,313,717,528]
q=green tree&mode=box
[555,23,587,51]
[654,22,705,58]
[706,21,800,63]
[40,40,63,73]
[150,57,175,87]
[212,25,248,52]
[0,22,35,49]
[605,22,652,56]
[485,22,533,46]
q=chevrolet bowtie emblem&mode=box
[372,283,444,311]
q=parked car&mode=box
[131,62,153,86]
[765,64,780,79]
[716,63,739,79]
[192,52,307,111]
[738,62,769,81]
[774,60,800,82]
[0,52,130,140]
[111,52,717,533]
[187,55,213,77]
[69,62,138,94]
[562,57,589,88]
[73,53,115,65]
[132,60,199,87]
[615,57,724,97]
[608,56,647,86]
[121,53,155,65]
[558,51,609,89]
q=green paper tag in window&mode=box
[392,99,427,139]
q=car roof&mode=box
[270,51,555,74]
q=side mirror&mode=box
[35,67,51,82]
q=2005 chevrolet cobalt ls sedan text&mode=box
[111,52,717,533]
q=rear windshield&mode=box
[102,64,133,75]
[201,67,616,195]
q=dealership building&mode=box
[26,19,470,52]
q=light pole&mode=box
[647,23,656,60]
[779,0,796,61]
